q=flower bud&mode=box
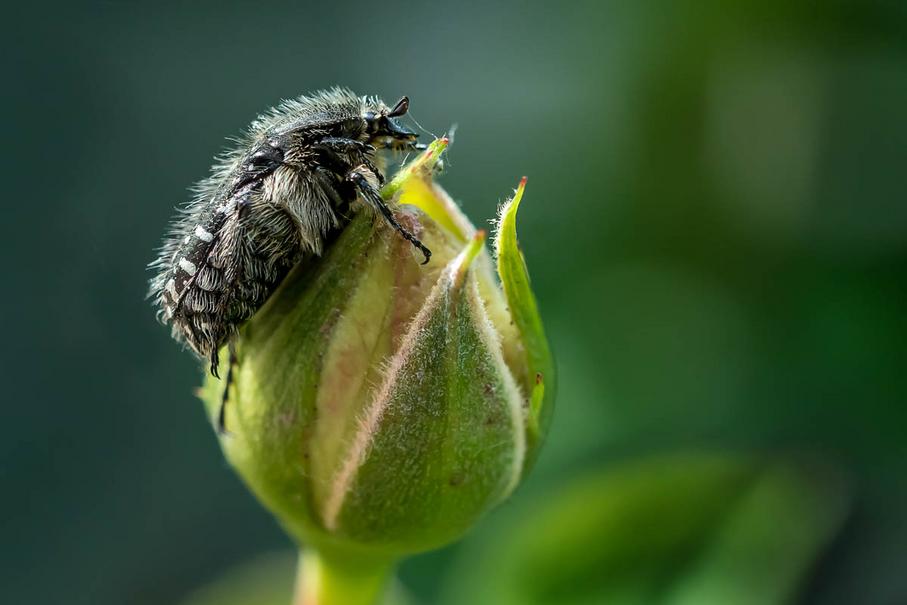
[199,139,555,560]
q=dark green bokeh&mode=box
[3,1,905,603]
[440,453,851,605]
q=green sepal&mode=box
[324,232,526,553]
[494,178,556,468]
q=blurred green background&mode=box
[4,1,906,603]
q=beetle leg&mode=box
[216,341,238,434]
[346,167,431,265]
[312,138,384,185]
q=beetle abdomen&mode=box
[162,196,305,360]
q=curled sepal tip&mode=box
[494,177,555,466]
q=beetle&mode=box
[149,88,430,430]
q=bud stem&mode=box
[293,549,394,605]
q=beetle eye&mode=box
[249,151,269,166]
[387,96,409,117]
[249,146,283,168]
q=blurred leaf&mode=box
[179,552,295,605]
[440,453,849,605]
[180,551,413,605]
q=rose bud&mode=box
[198,139,555,604]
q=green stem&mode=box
[293,549,394,605]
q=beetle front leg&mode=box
[346,167,431,265]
